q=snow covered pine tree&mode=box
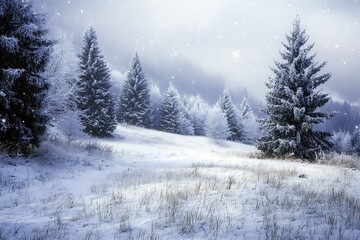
[119,52,151,128]
[350,127,360,156]
[257,17,333,160]
[0,0,53,154]
[44,31,84,141]
[160,84,194,135]
[183,94,208,136]
[220,91,245,142]
[160,85,181,134]
[206,103,229,140]
[239,97,258,143]
[76,27,116,137]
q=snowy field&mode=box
[0,125,360,240]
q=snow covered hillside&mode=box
[0,125,359,239]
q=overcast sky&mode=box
[34,0,360,104]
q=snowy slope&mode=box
[0,124,359,239]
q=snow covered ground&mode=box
[0,125,359,239]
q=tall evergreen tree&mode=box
[76,27,116,137]
[239,97,258,143]
[0,0,53,154]
[350,127,360,156]
[119,52,151,128]
[332,131,352,154]
[239,97,252,120]
[44,31,84,141]
[183,94,208,136]
[160,84,182,134]
[179,110,194,135]
[220,91,245,142]
[160,84,193,135]
[257,17,333,160]
[206,103,229,140]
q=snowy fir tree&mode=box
[177,95,194,135]
[332,131,352,154]
[119,52,151,128]
[160,84,181,134]
[257,17,333,160]
[239,97,252,120]
[160,84,194,135]
[179,110,194,135]
[44,30,84,141]
[76,27,116,137]
[183,94,208,136]
[350,127,360,156]
[0,0,53,154]
[205,103,229,140]
[239,97,259,143]
[220,91,245,142]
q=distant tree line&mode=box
[74,27,256,142]
[319,100,360,133]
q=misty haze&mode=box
[34,0,360,104]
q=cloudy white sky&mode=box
[34,0,360,104]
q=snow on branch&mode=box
[0,36,19,53]
[2,68,25,79]
[16,23,39,39]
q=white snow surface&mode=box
[0,124,359,239]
